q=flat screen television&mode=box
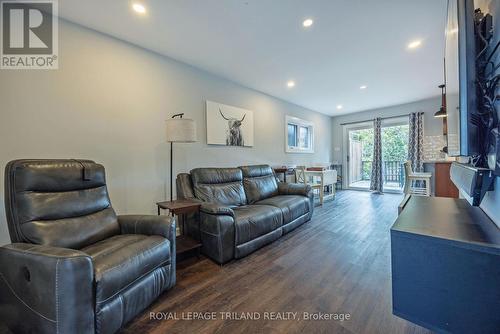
[445,0,478,157]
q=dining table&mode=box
[304,167,337,204]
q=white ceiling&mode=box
[58,0,447,116]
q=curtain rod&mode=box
[339,112,423,126]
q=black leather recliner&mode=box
[0,159,176,334]
[176,165,313,264]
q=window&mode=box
[286,116,314,153]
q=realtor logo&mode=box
[1,0,58,69]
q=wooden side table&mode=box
[273,167,295,183]
[273,167,288,183]
[156,199,202,259]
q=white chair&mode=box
[403,161,432,196]
[295,166,323,204]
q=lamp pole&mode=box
[170,113,184,201]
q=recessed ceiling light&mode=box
[407,39,422,49]
[360,85,367,90]
[132,3,146,14]
[303,18,313,28]
[336,105,343,110]
[287,80,295,88]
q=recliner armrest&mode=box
[118,214,176,289]
[118,215,176,241]
[0,243,94,334]
[278,182,312,197]
[200,202,235,217]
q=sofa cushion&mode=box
[81,234,170,303]
[256,195,309,224]
[5,159,120,249]
[233,205,282,245]
[239,165,278,204]
[191,168,247,206]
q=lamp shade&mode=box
[434,107,447,118]
[165,118,197,142]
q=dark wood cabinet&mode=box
[424,161,459,198]
[434,162,459,197]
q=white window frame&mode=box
[285,115,314,153]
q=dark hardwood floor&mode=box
[122,191,432,334]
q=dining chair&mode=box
[295,166,324,204]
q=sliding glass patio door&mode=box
[344,118,409,193]
[346,124,374,190]
[380,121,409,192]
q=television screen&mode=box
[445,0,460,155]
[445,0,478,157]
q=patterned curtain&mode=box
[408,112,424,172]
[370,118,383,193]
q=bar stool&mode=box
[403,161,432,196]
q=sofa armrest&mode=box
[0,243,94,334]
[199,212,235,264]
[118,215,176,240]
[200,202,234,217]
[199,203,236,264]
[278,182,312,197]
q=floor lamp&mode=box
[165,113,197,201]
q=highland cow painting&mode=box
[206,101,254,147]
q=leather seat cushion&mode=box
[255,195,309,224]
[233,205,282,245]
[81,234,170,303]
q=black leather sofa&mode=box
[0,160,176,334]
[176,165,313,264]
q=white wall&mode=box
[330,96,444,163]
[0,20,332,245]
